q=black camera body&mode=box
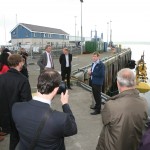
[57,81,67,94]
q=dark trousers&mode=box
[9,123,19,150]
[92,84,102,112]
[61,67,71,88]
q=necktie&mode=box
[49,54,54,68]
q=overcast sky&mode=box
[0,0,150,45]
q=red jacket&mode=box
[0,64,9,74]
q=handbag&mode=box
[29,108,52,150]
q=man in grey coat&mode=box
[96,68,148,150]
[37,45,54,74]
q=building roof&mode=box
[12,23,69,35]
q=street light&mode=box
[80,0,83,54]
[4,15,7,45]
[95,25,97,51]
[110,20,112,46]
[107,22,109,44]
[74,16,77,47]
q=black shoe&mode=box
[90,111,100,115]
[68,87,72,90]
[90,106,96,110]
[101,102,106,105]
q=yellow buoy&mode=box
[136,82,150,93]
[135,52,150,93]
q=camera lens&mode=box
[57,81,67,94]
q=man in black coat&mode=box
[59,48,72,89]
[0,54,32,150]
[12,69,77,150]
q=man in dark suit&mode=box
[59,48,72,89]
[37,45,54,74]
[12,69,77,150]
[88,51,105,115]
[0,54,32,150]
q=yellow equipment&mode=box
[136,52,150,93]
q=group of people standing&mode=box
[0,44,150,150]
[37,45,73,89]
[0,45,77,150]
[0,47,29,78]
[0,52,32,148]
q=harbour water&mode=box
[122,44,150,115]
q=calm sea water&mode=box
[122,44,150,115]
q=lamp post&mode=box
[74,16,77,47]
[107,22,109,44]
[4,15,7,45]
[95,25,97,51]
[110,20,112,46]
[80,0,83,54]
[16,14,18,48]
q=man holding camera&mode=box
[12,69,77,150]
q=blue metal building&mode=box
[10,23,69,48]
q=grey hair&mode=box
[117,68,136,87]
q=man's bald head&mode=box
[117,68,136,88]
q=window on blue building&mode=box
[33,33,36,37]
[44,33,46,37]
[25,32,29,37]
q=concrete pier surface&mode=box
[0,51,114,150]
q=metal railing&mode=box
[71,76,110,102]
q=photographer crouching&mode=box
[12,69,77,150]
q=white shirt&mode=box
[45,51,52,68]
[33,96,51,106]
[91,60,99,79]
[91,60,99,72]
[65,54,69,67]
